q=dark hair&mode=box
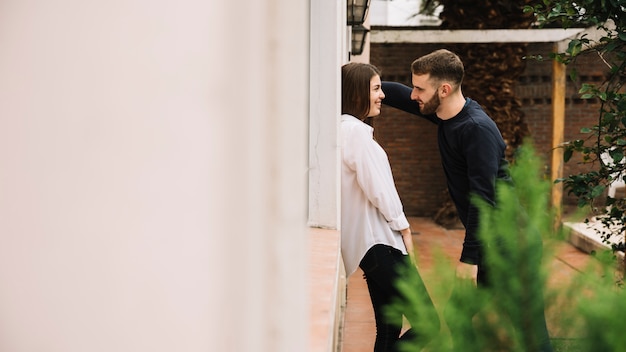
[411,49,464,88]
[341,62,381,119]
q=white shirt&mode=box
[341,114,410,276]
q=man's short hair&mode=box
[411,49,464,88]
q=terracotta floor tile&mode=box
[341,217,593,350]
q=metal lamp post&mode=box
[351,25,369,55]
[347,0,371,26]
[347,0,371,56]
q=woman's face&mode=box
[367,74,385,118]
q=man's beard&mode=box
[420,93,440,115]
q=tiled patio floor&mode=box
[341,217,596,352]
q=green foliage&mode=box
[386,143,626,351]
[552,250,626,351]
[524,0,626,30]
[471,143,555,351]
[525,0,626,248]
[419,0,441,16]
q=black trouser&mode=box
[360,244,438,352]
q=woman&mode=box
[341,62,438,351]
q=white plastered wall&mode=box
[308,0,347,230]
[0,1,308,351]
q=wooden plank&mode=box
[371,28,585,44]
[551,45,566,227]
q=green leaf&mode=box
[610,148,624,163]
[564,148,573,162]
[579,83,593,93]
[568,39,583,57]
[591,185,606,197]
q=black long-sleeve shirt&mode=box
[382,81,510,264]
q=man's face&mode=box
[410,73,440,115]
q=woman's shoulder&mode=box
[342,115,373,143]
[342,114,369,130]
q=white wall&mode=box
[309,0,346,229]
[0,1,308,351]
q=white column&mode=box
[0,1,308,351]
[309,0,346,229]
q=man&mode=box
[381,49,553,351]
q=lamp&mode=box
[351,25,369,56]
[347,0,371,26]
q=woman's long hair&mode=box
[341,62,381,120]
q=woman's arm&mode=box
[400,227,416,266]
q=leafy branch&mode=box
[525,0,626,249]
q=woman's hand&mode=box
[400,228,417,267]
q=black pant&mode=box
[360,244,438,352]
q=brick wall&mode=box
[370,42,606,217]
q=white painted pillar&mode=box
[0,1,308,351]
[309,0,347,229]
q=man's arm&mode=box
[456,262,478,285]
[381,82,420,114]
[457,116,507,282]
[382,81,439,123]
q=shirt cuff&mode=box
[460,245,481,265]
[388,214,410,231]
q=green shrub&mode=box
[387,142,626,351]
